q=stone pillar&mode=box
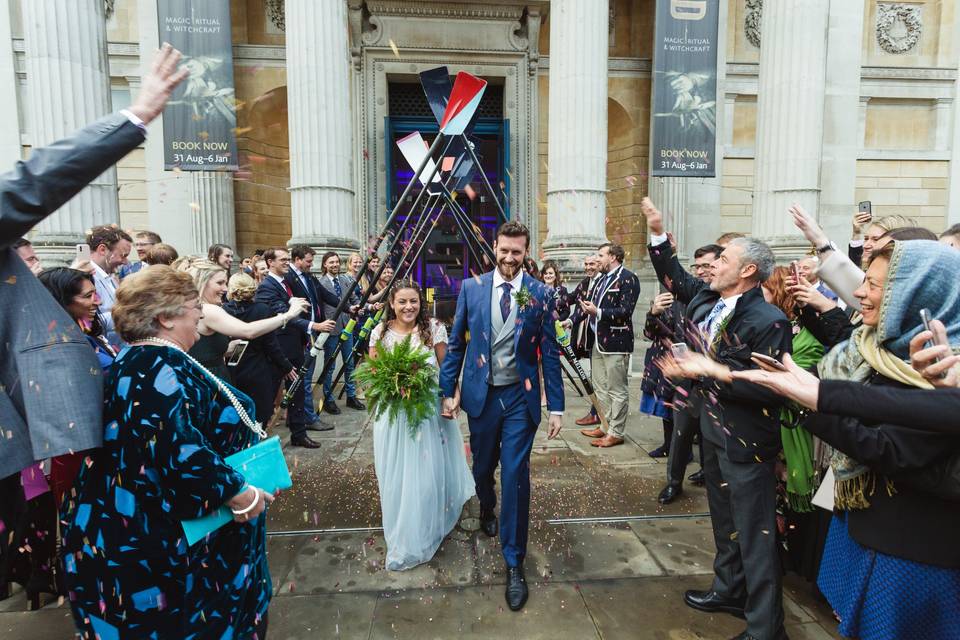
[542,0,608,268]
[647,177,687,254]
[191,171,236,253]
[0,0,21,167]
[819,0,866,246]
[23,0,117,264]
[751,0,830,259]
[286,0,357,254]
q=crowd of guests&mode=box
[641,195,960,640]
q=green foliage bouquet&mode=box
[353,335,439,437]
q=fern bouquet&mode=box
[352,335,439,438]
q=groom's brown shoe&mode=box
[580,427,605,438]
[591,435,624,448]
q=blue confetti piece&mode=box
[75,503,91,530]
[153,364,179,396]
[219,406,240,425]
[104,420,119,441]
[117,376,131,399]
[114,487,136,517]
[89,614,120,640]
[131,586,164,611]
[177,444,201,463]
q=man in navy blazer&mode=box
[439,221,564,613]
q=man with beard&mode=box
[642,197,792,640]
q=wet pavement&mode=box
[1,378,844,639]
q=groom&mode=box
[439,220,564,611]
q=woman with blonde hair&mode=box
[223,272,296,426]
[61,266,274,639]
[185,259,307,382]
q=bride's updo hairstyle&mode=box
[384,278,433,348]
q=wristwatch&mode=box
[816,241,836,254]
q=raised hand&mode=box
[641,197,666,235]
[852,210,872,238]
[787,277,836,313]
[129,43,190,124]
[650,292,675,316]
[730,353,820,410]
[909,320,960,388]
[788,203,828,249]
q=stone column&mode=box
[542,0,608,268]
[819,0,866,246]
[190,171,236,253]
[751,0,830,259]
[0,0,21,167]
[286,0,357,254]
[647,177,687,254]
[23,0,117,264]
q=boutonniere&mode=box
[513,286,532,310]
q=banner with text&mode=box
[158,0,238,171]
[650,0,719,177]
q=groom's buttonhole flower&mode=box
[513,286,532,310]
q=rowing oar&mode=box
[554,320,610,433]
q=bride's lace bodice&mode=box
[370,319,448,368]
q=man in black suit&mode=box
[642,197,792,640]
[567,243,641,448]
[255,247,336,449]
[288,243,342,430]
[570,253,602,427]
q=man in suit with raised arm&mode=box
[255,247,335,449]
[642,196,792,640]
[0,44,187,479]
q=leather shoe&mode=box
[306,419,334,432]
[505,566,528,611]
[346,397,366,410]
[688,470,705,486]
[648,445,670,458]
[575,413,600,426]
[729,630,789,640]
[658,484,683,504]
[480,508,498,538]
[683,589,746,619]
[323,401,341,415]
[290,434,321,449]
[591,435,624,448]
[580,427,605,438]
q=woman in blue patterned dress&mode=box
[60,266,275,639]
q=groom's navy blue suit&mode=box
[439,270,564,567]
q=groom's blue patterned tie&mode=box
[499,282,512,322]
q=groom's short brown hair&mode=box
[496,220,530,248]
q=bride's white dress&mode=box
[370,320,476,570]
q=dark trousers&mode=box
[702,435,784,639]
[469,383,538,568]
[235,368,281,428]
[284,348,307,438]
[665,394,703,487]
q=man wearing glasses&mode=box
[119,230,162,279]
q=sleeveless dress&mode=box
[370,320,476,570]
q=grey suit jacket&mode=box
[0,112,145,478]
[317,273,361,334]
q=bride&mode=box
[369,279,476,570]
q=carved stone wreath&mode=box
[105,0,115,19]
[876,3,922,54]
[266,0,285,32]
[744,0,762,48]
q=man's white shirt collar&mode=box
[268,272,285,285]
[493,268,524,291]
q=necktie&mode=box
[700,299,727,342]
[300,273,317,320]
[333,276,343,299]
[499,282,512,322]
[592,273,609,304]
[283,280,293,298]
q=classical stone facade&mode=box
[2,0,959,279]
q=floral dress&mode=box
[60,345,270,639]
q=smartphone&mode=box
[751,352,788,371]
[226,340,249,367]
[920,309,947,378]
[857,201,873,222]
[670,342,690,360]
[75,243,91,262]
[791,261,801,284]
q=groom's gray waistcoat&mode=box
[489,284,521,386]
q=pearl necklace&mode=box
[139,337,267,440]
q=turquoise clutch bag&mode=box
[182,435,293,546]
